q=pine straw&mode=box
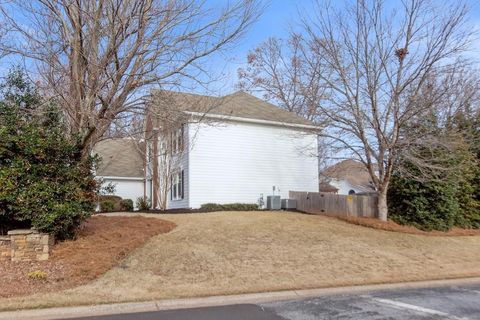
[336,216,480,236]
[0,216,175,299]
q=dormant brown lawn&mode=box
[1,211,480,311]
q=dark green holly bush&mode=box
[100,200,116,212]
[98,195,122,211]
[388,144,479,231]
[0,69,96,239]
[388,174,459,231]
[120,199,134,211]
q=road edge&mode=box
[2,276,480,320]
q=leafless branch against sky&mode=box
[0,0,264,155]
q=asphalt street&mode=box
[68,283,480,320]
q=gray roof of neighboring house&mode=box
[319,182,339,193]
[321,159,376,191]
[149,90,316,127]
[93,139,144,178]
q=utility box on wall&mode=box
[267,195,281,210]
[281,199,297,210]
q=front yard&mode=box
[0,216,175,299]
[1,211,480,311]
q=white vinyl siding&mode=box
[99,177,144,209]
[187,121,318,208]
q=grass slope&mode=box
[1,211,479,311]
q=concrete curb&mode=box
[2,277,480,320]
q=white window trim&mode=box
[171,170,183,201]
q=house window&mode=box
[171,170,184,201]
[171,125,184,154]
[348,189,356,195]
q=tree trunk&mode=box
[377,190,388,221]
[152,131,159,209]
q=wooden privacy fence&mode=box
[289,191,378,218]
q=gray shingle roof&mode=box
[321,160,376,190]
[319,182,339,193]
[93,139,144,178]
[150,90,315,126]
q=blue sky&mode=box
[208,0,480,94]
[207,0,313,94]
[0,0,310,94]
[1,0,480,95]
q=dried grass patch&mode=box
[0,216,175,298]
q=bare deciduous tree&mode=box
[240,0,474,220]
[105,114,146,140]
[145,92,186,210]
[237,35,327,122]
[303,0,474,220]
[395,64,480,178]
[0,0,262,155]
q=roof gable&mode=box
[149,90,315,127]
[93,139,144,178]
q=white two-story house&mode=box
[143,90,319,210]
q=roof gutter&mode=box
[97,176,145,181]
[184,111,321,131]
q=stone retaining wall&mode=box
[0,236,11,261]
[0,229,54,262]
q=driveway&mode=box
[67,283,480,319]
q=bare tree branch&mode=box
[238,0,475,220]
[0,0,263,155]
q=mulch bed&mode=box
[336,215,480,236]
[96,208,209,214]
[0,216,176,298]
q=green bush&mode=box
[222,203,259,211]
[199,203,224,211]
[100,200,116,212]
[120,199,134,211]
[388,149,480,231]
[387,107,480,231]
[388,174,459,231]
[200,203,259,212]
[98,195,122,211]
[136,197,151,211]
[0,69,96,239]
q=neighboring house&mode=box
[145,90,320,209]
[93,139,145,207]
[320,159,376,195]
